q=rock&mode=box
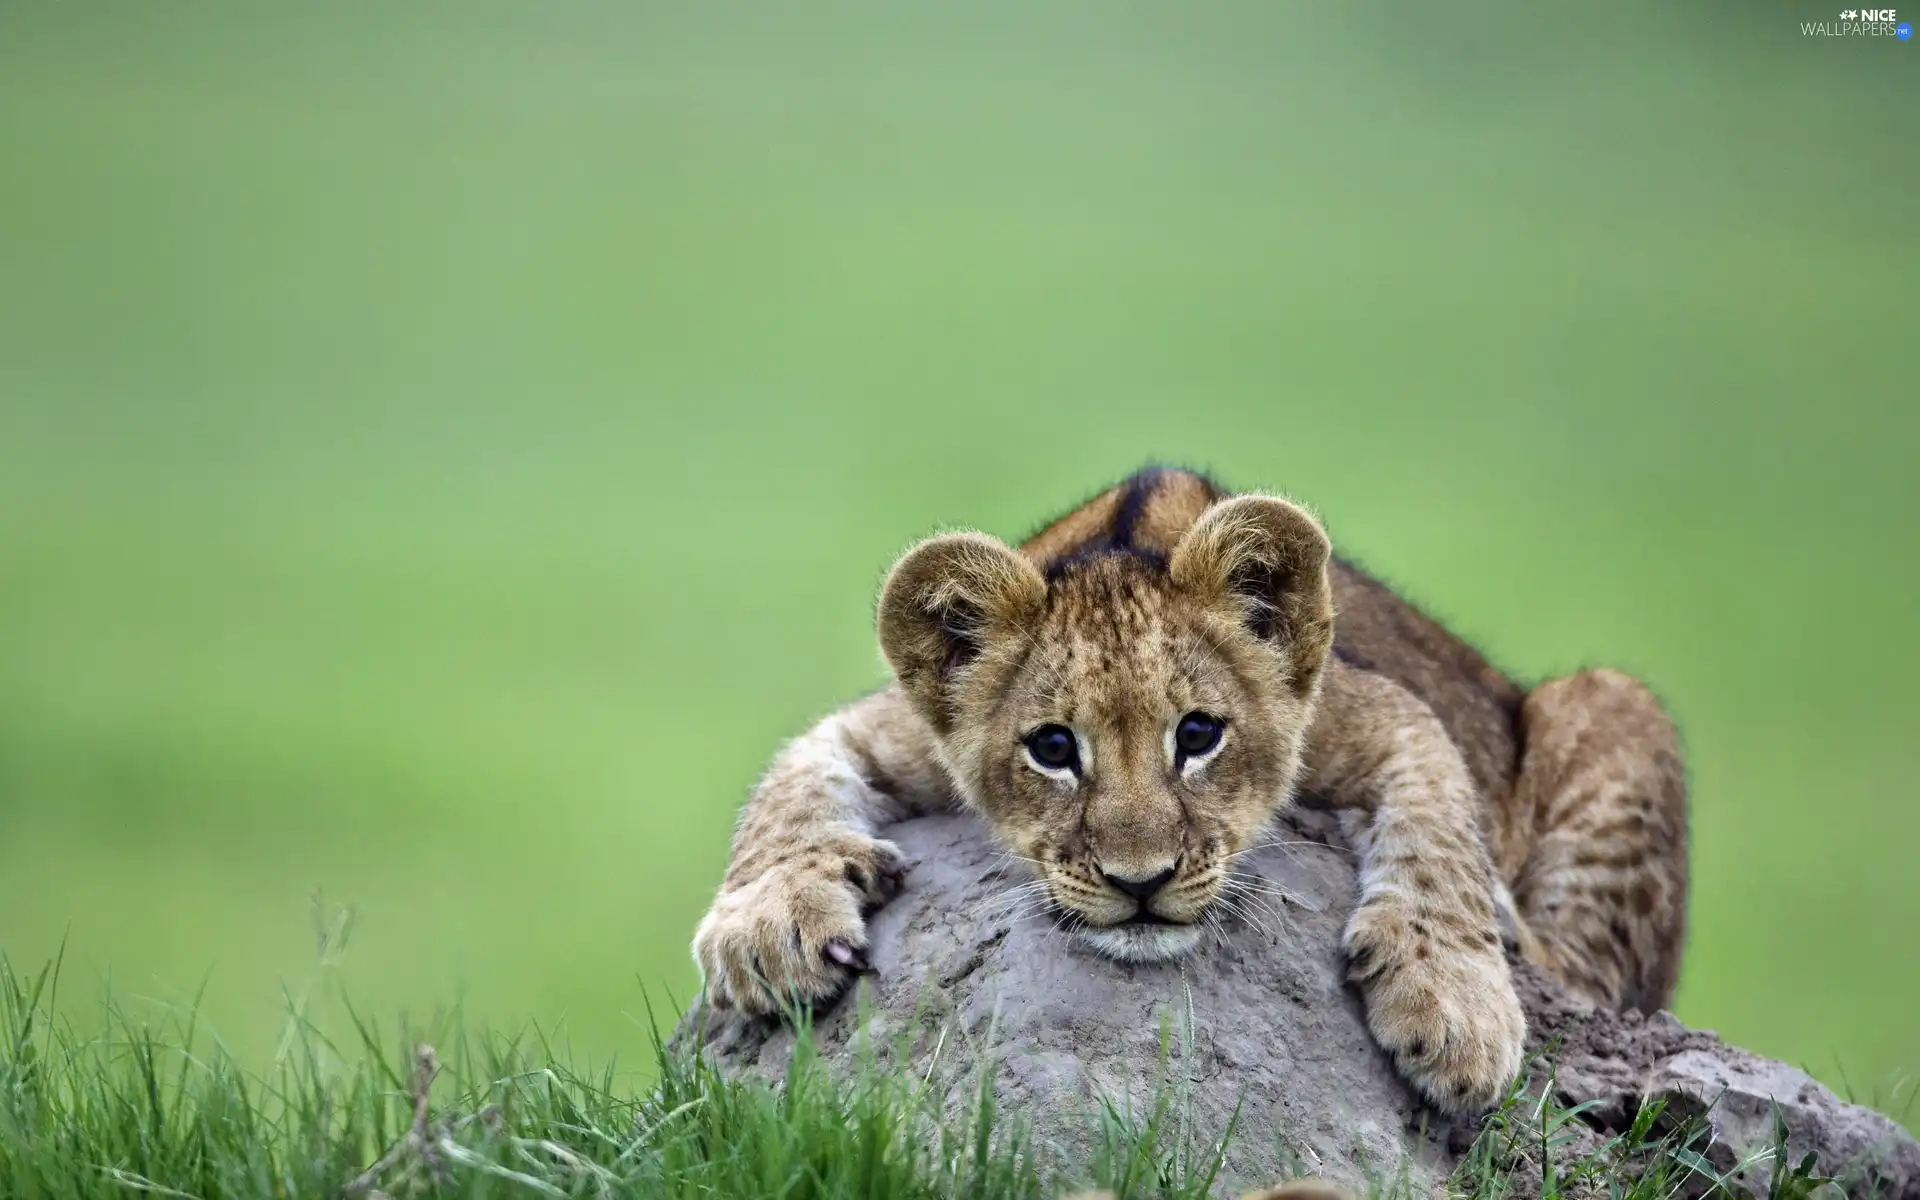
[1650,1048,1919,1193]
[1510,960,1920,1197]
[679,813,1920,1197]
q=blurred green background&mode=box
[1,3,1914,1123]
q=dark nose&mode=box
[1102,865,1177,901]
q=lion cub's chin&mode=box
[1078,922,1206,964]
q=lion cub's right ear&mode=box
[877,532,1046,734]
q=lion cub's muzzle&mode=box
[1045,857,1222,964]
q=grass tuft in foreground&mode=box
[0,954,1863,1198]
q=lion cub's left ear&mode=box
[1169,494,1335,697]
[877,532,1047,734]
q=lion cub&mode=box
[692,468,1688,1113]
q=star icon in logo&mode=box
[1841,8,1857,16]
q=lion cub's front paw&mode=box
[692,835,906,1017]
[1344,899,1526,1114]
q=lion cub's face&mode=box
[952,552,1315,961]
[877,496,1335,964]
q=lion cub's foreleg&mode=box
[1303,661,1526,1114]
[691,686,953,1015]
[1502,668,1688,1012]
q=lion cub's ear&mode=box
[1169,494,1335,696]
[877,532,1047,733]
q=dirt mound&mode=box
[681,813,1918,1196]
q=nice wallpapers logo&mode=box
[1802,7,1913,35]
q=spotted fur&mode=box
[691,468,1689,1115]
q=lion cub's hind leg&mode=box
[1507,669,1689,1012]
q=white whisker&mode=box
[1220,871,1310,910]
[1214,891,1277,940]
[1228,837,1352,863]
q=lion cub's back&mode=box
[1018,467,1224,570]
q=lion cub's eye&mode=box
[1174,712,1224,758]
[1023,725,1080,773]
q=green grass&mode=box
[0,0,1916,1128]
[0,954,1875,1200]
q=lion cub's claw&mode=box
[692,836,905,1017]
[1343,901,1526,1115]
[843,849,907,913]
[823,937,871,971]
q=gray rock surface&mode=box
[680,812,1920,1197]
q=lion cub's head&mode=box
[876,495,1334,963]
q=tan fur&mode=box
[691,468,1689,1117]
